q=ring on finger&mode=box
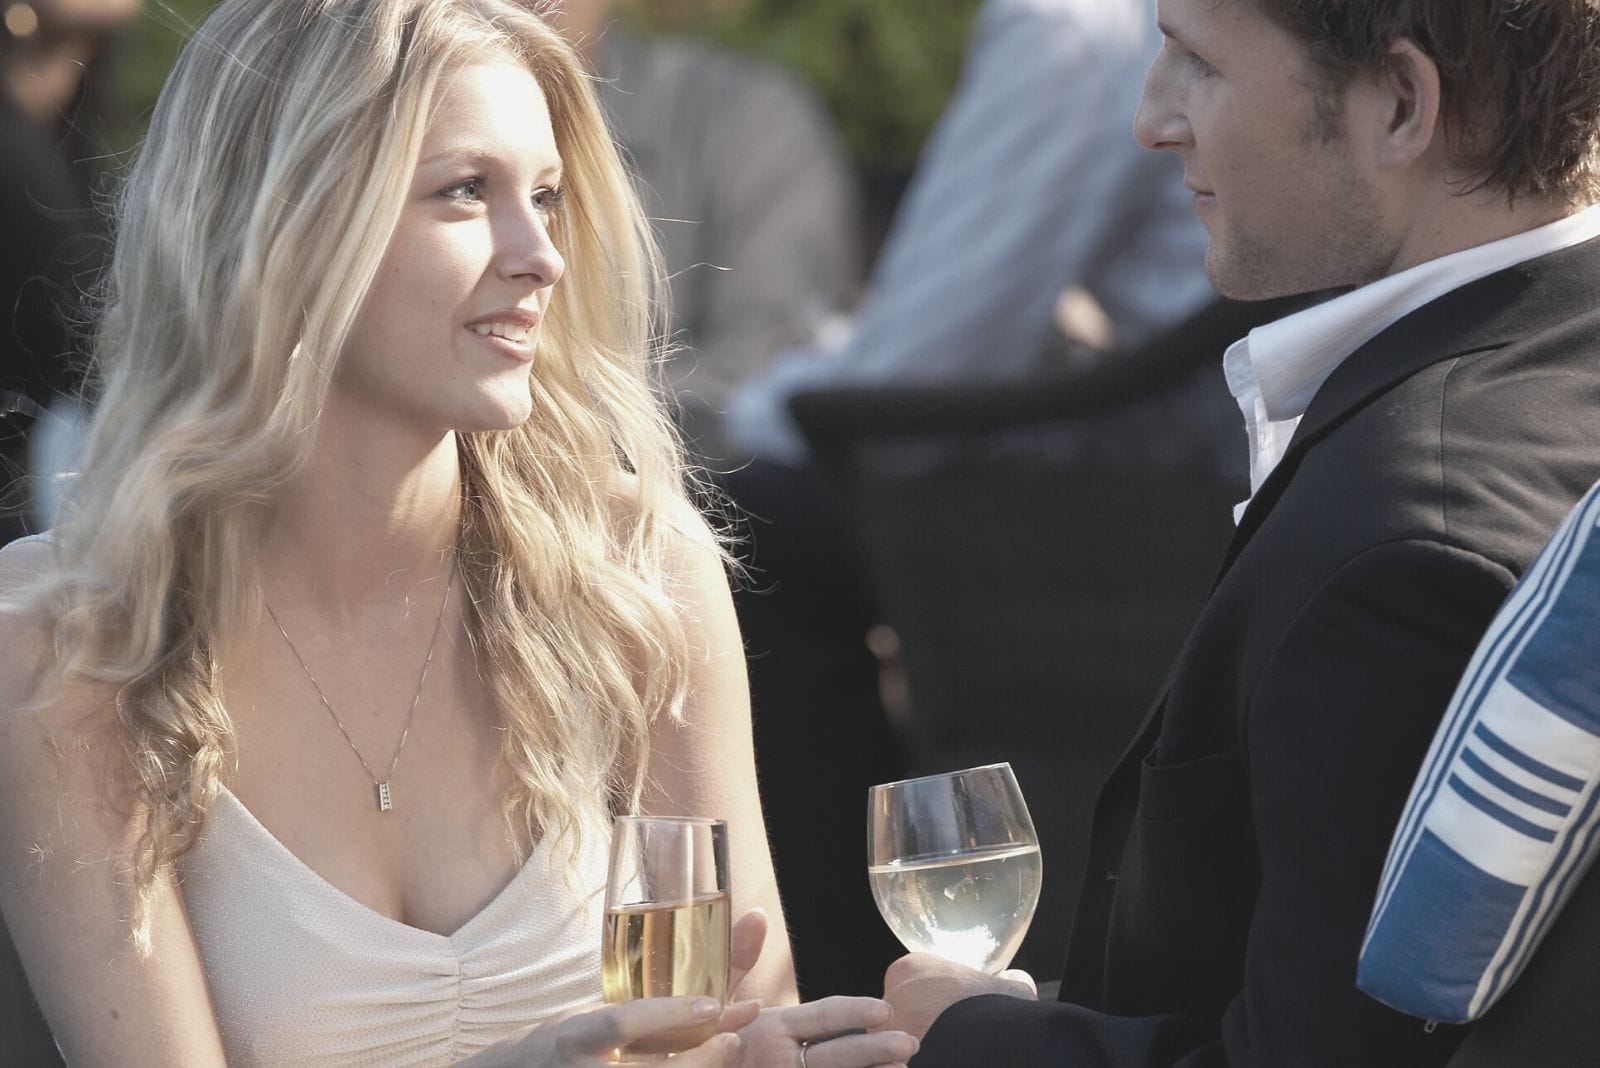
[798,1041,810,1068]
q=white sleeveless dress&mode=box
[179,787,607,1066]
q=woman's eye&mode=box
[441,176,485,202]
[533,185,566,216]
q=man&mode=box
[883,1,1600,1064]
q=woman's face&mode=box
[334,60,566,439]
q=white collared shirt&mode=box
[1225,204,1600,523]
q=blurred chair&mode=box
[788,295,1306,975]
[2,915,62,1065]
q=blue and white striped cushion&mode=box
[1358,479,1600,1023]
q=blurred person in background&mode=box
[724,0,1212,466]
[554,0,896,1004]
[709,0,1215,1003]
[0,0,135,545]
[552,0,861,464]
[0,1,919,1065]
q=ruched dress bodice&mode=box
[179,787,606,1066]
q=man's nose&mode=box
[1133,63,1187,153]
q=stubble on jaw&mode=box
[1206,101,1395,300]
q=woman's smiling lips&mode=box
[466,307,540,361]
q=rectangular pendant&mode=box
[376,782,393,812]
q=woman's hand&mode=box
[455,907,768,1066]
[728,997,920,1068]
[457,998,742,1067]
[724,908,918,1065]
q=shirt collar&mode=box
[1235,202,1600,424]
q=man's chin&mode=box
[1206,253,1332,304]
[1205,227,1392,302]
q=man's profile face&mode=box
[1135,0,1397,299]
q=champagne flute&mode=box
[602,816,732,1058]
[868,762,1042,973]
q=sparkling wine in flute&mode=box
[868,843,1041,973]
[603,816,731,1059]
[602,892,732,1005]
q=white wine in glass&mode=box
[868,762,1042,973]
[603,816,731,1058]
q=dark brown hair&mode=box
[1249,0,1600,201]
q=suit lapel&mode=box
[1210,235,1600,586]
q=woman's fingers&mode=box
[718,998,762,1034]
[770,995,894,1039]
[663,1032,743,1067]
[796,1030,921,1068]
[728,908,768,993]
[557,996,722,1051]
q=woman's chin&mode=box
[454,390,535,434]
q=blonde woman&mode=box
[0,1,918,1065]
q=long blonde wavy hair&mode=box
[29,0,697,949]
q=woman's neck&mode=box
[261,425,464,619]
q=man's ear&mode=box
[1371,38,1442,170]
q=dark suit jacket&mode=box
[915,237,1600,1067]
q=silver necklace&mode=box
[263,561,456,812]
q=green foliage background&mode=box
[612,0,979,170]
[117,0,980,170]
[117,0,218,147]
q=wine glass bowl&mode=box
[868,762,1042,974]
[603,816,731,1057]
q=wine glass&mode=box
[868,762,1042,973]
[603,816,732,1058]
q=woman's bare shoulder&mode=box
[0,536,131,915]
[0,539,228,1066]
[603,472,722,553]
[0,537,61,708]
[0,532,55,586]
[0,535,117,756]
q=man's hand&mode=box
[882,954,1036,1039]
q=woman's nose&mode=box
[496,209,565,290]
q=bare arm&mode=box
[640,514,799,1006]
[0,539,229,1067]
